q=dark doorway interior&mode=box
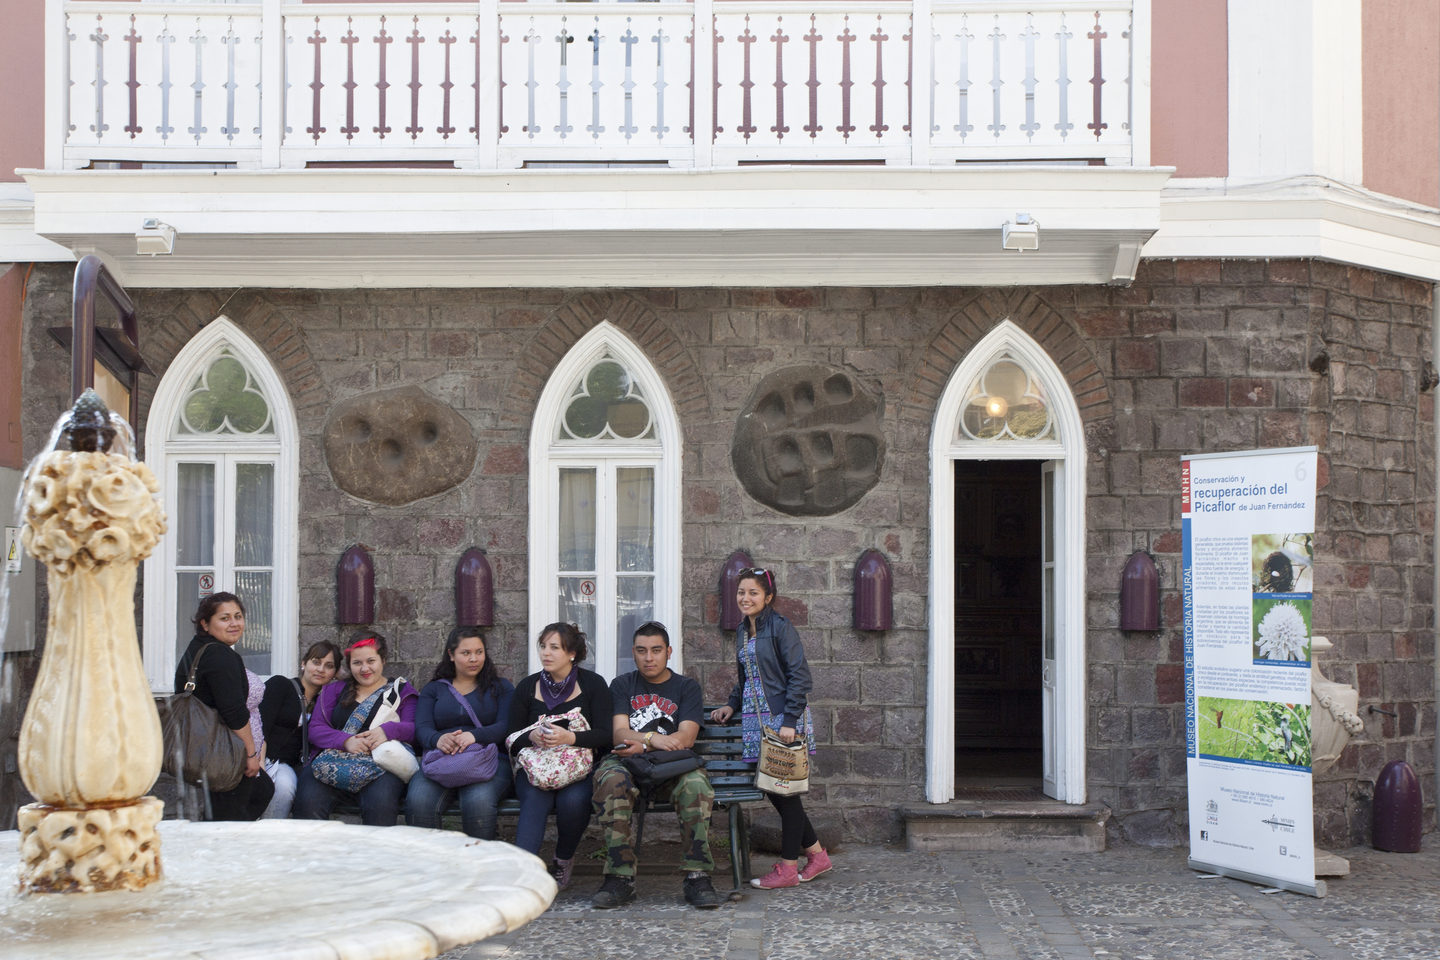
[953,459,1043,786]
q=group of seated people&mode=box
[179,593,810,909]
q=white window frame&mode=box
[927,320,1088,804]
[142,317,299,692]
[528,322,683,681]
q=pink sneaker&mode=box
[750,861,800,889]
[799,847,832,882]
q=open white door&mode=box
[1041,459,1060,800]
[925,320,1087,804]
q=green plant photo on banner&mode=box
[1197,696,1312,769]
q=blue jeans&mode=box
[514,769,594,861]
[294,762,405,826]
[405,763,514,840]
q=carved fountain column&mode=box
[1310,635,1366,877]
[16,391,169,893]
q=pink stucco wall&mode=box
[1363,0,1440,208]
[1150,0,1228,178]
[0,0,45,182]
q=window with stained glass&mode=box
[545,347,667,680]
[173,347,275,437]
[164,344,281,675]
[556,354,657,442]
[956,352,1057,443]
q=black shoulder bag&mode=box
[624,748,701,785]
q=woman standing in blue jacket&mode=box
[711,568,831,888]
[405,626,516,839]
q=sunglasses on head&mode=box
[739,568,775,591]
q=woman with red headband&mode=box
[294,630,419,825]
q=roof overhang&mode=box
[1149,176,1440,283]
[20,165,1170,288]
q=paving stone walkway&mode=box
[445,838,1440,960]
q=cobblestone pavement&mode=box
[444,837,1440,960]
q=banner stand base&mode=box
[1188,858,1326,898]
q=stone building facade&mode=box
[7,257,1434,846]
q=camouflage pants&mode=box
[592,753,715,878]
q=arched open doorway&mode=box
[927,320,1088,804]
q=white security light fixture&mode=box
[136,218,176,256]
[1001,214,1039,252]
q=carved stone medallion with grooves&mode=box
[324,387,478,505]
[732,365,885,516]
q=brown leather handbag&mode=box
[158,643,247,793]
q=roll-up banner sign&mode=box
[1182,445,1324,898]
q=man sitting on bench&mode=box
[590,622,724,910]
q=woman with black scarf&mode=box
[506,623,613,888]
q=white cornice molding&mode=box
[0,182,76,262]
[20,165,1168,287]
[1146,175,1440,282]
[12,168,1440,285]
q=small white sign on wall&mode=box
[198,573,215,598]
[4,527,20,573]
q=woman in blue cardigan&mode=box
[711,568,830,888]
[405,626,516,839]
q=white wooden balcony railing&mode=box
[47,0,1145,169]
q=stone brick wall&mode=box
[8,259,1434,844]
[1074,260,1436,846]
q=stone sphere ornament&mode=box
[16,389,169,894]
[731,365,886,516]
[323,386,478,505]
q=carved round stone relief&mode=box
[323,386,478,505]
[731,365,885,516]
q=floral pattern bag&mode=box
[505,707,592,790]
[310,689,386,793]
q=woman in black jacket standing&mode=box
[506,623,612,889]
[174,592,275,821]
[710,569,830,888]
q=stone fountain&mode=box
[17,390,167,894]
[3,392,555,958]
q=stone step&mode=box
[899,800,1110,853]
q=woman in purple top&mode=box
[294,631,419,826]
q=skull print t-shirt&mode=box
[609,670,705,735]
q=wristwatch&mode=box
[643,732,655,751]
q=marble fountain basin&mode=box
[1,818,557,960]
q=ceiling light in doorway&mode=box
[1001,214,1039,252]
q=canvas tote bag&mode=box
[756,725,810,796]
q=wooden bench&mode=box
[332,706,761,890]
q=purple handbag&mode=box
[420,681,500,789]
